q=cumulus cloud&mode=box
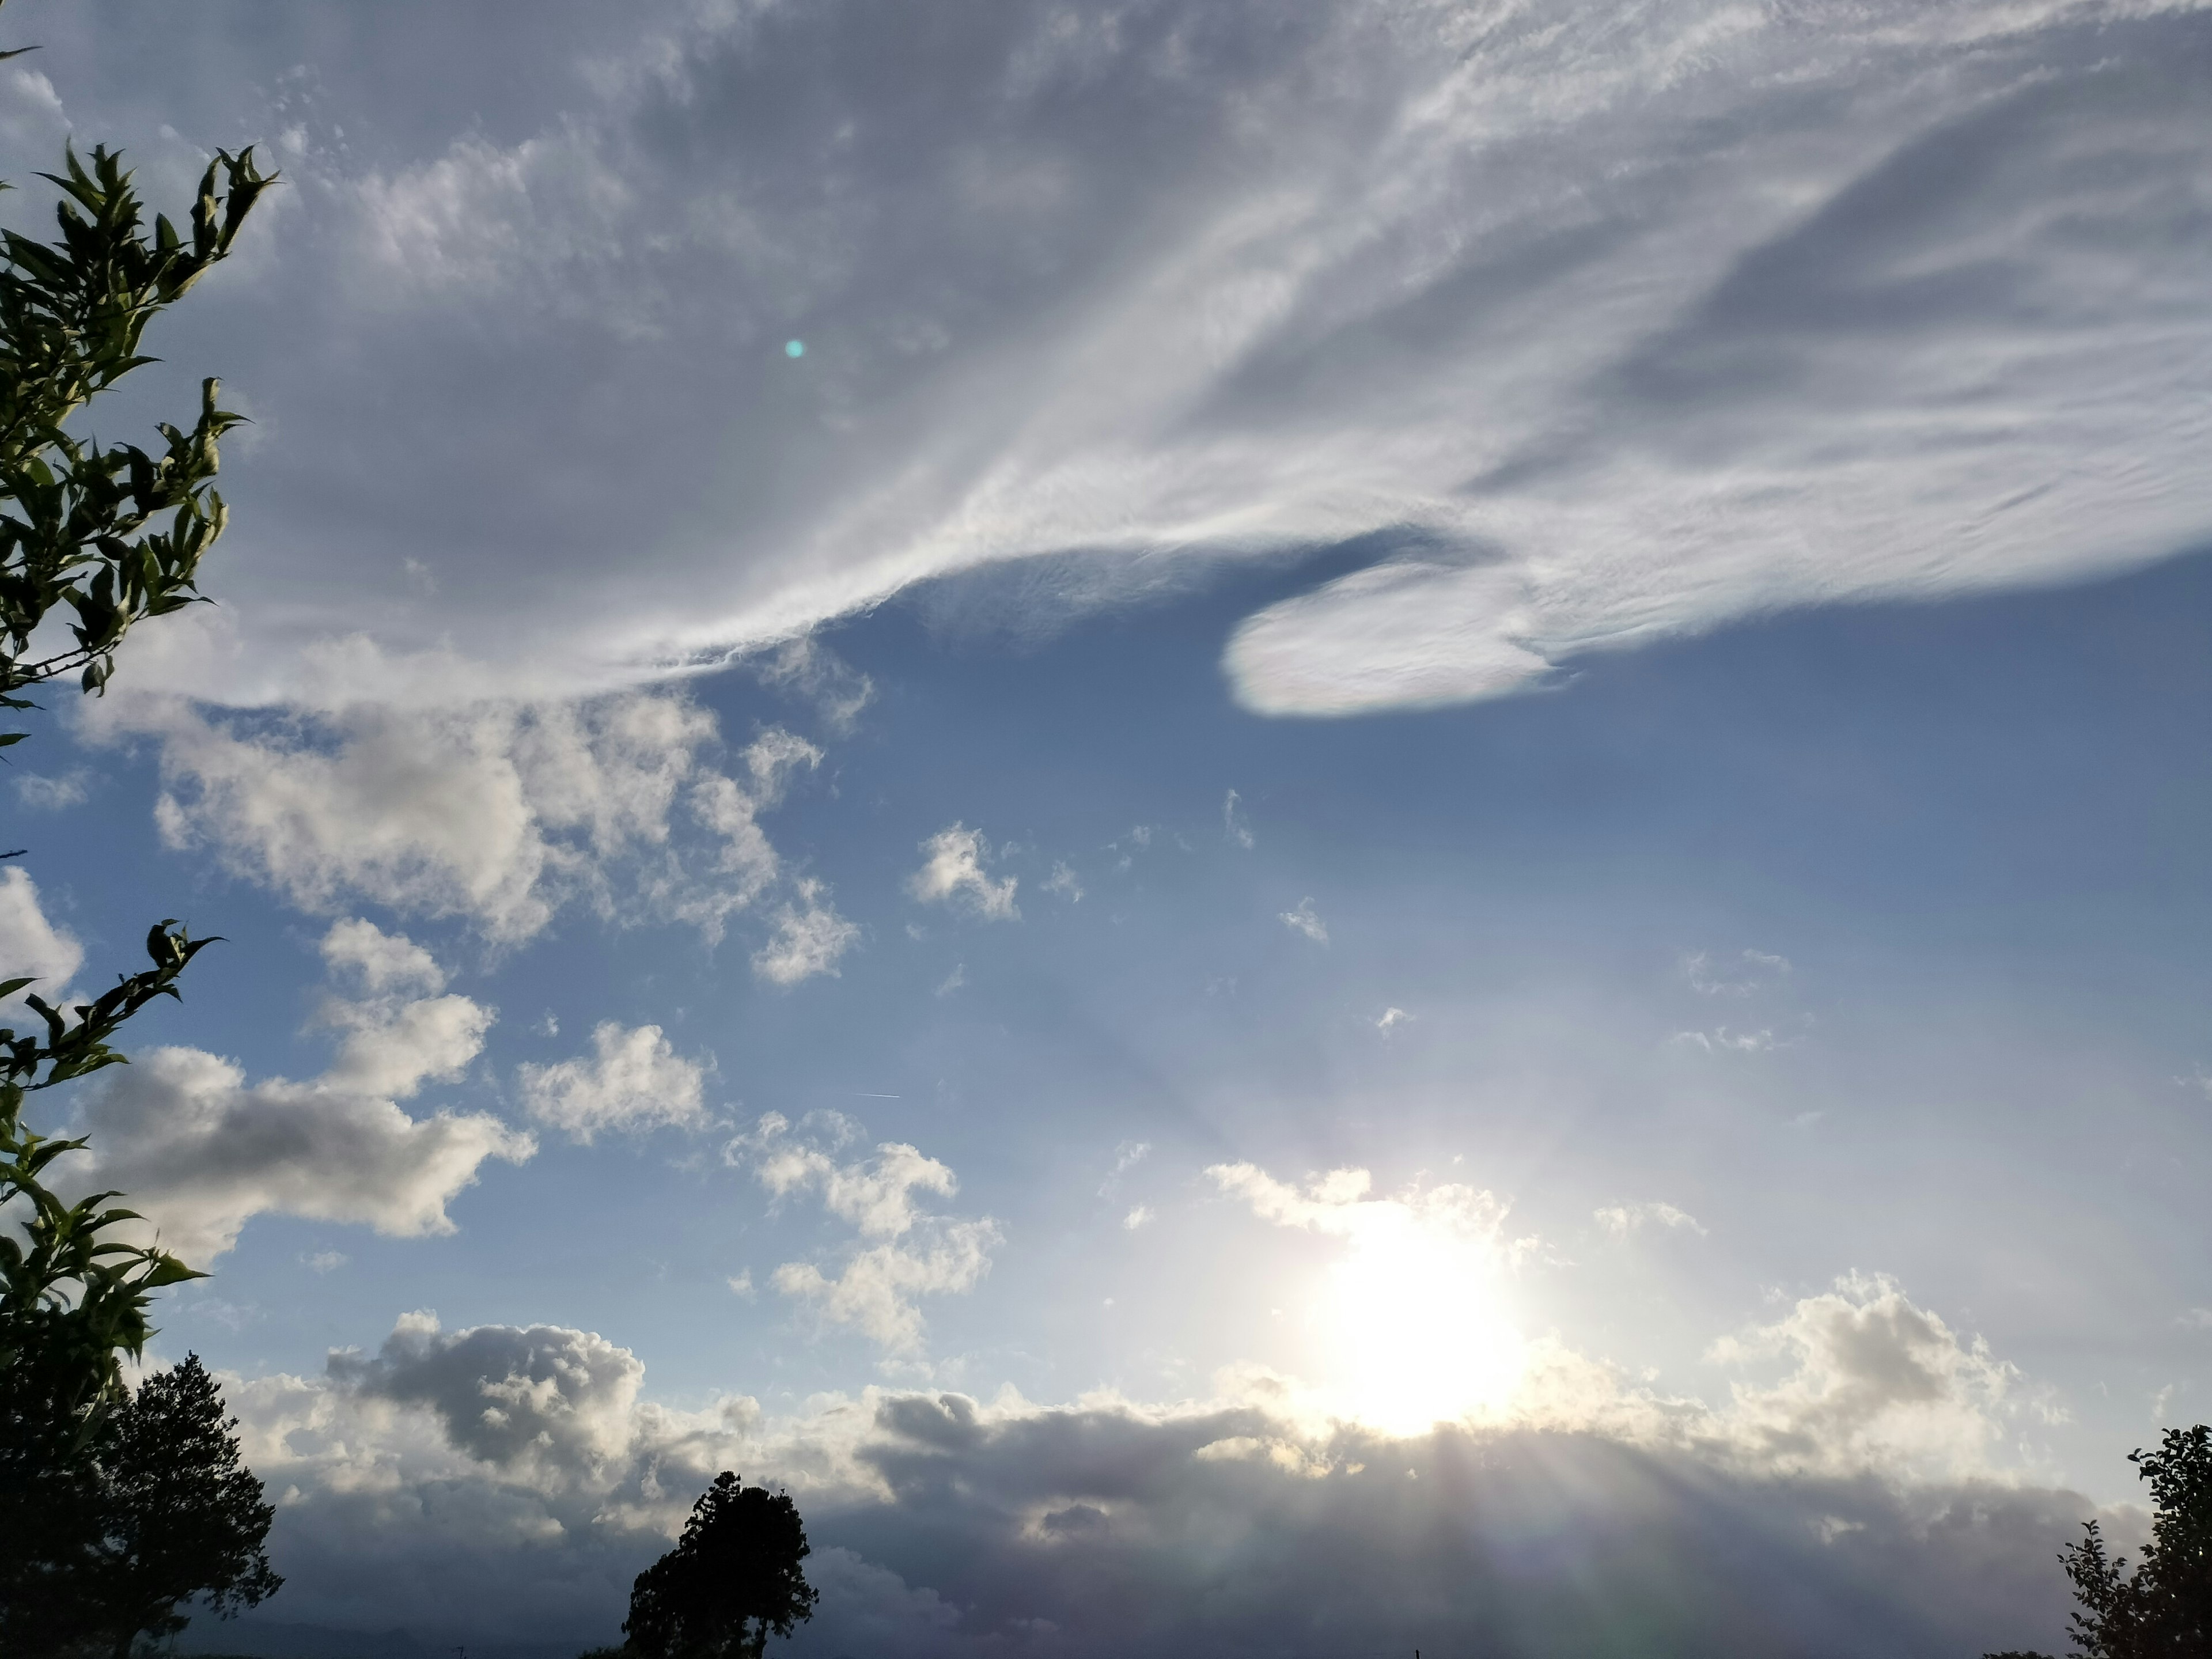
[1596,1200,1707,1238]
[908,825,1019,922]
[89,691,844,960]
[0,865,82,1015]
[733,1113,1001,1352]
[327,1311,646,1484]
[56,923,531,1262]
[516,1021,709,1143]
[1278,897,1327,943]
[752,877,862,984]
[1709,1272,2025,1482]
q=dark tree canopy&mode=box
[624,1474,819,1659]
[1,1355,279,1659]
[90,1353,282,1655]
[2061,1425,2212,1658]
[1987,1423,2212,1659]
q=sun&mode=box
[1311,1202,1527,1437]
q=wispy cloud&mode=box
[908,823,1020,921]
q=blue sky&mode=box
[7,3,2212,1655]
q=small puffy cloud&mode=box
[1596,1202,1707,1238]
[0,865,82,1015]
[751,877,861,984]
[771,1225,999,1354]
[935,964,967,998]
[908,824,1019,921]
[1278,897,1328,943]
[316,920,493,1099]
[734,1113,1000,1352]
[1375,1006,1411,1033]
[1123,1205,1154,1231]
[301,1250,350,1274]
[320,916,445,996]
[517,1021,709,1143]
[13,768,88,810]
[1044,861,1084,902]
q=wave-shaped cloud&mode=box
[43,0,2211,717]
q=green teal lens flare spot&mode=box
[785,339,805,358]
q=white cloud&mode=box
[1375,1006,1411,1033]
[1596,1202,1707,1238]
[70,1047,532,1265]
[1210,1162,1512,1250]
[315,919,493,1099]
[77,1,2212,729]
[754,638,875,737]
[517,1021,708,1144]
[13,768,88,810]
[1672,1028,1777,1054]
[733,1113,1001,1351]
[1223,790,1254,849]
[1278,897,1327,944]
[1685,949,1793,997]
[52,922,531,1262]
[1708,1273,2021,1482]
[1123,1205,1154,1231]
[320,915,445,996]
[90,690,825,949]
[935,963,967,998]
[1044,861,1083,902]
[302,1249,350,1274]
[751,877,862,984]
[0,865,82,1015]
[908,824,1019,921]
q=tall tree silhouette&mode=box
[624,1474,818,1659]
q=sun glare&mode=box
[1313,1203,1527,1436]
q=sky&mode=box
[5,2,2212,1654]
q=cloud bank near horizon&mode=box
[14,0,2211,719]
[207,1272,2102,1657]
